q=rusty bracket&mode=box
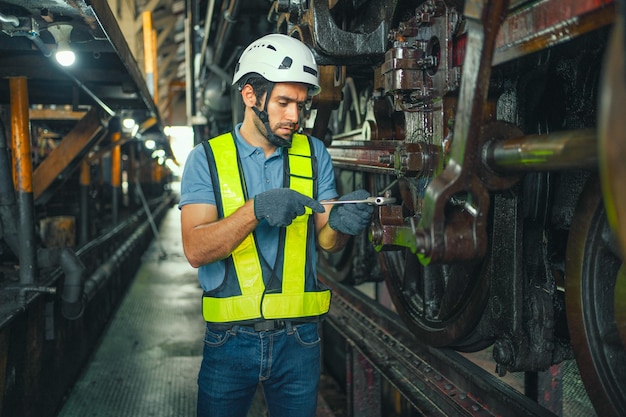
[295,0,398,65]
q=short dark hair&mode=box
[239,75,270,106]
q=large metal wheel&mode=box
[379,174,490,349]
[380,249,489,349]
[565,176,626,417]
[598,12,626,263]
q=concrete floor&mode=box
[56,206,204,417]
[55,206,336,417]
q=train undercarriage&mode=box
[213,1,625,415]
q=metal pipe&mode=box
[111,128,122,225]
[135,179,167,259]
[79,160,90,245]
[198,0,216,74]
[184,1,196,125]
[26,29,52,57]
[213,0,241,66]
[37,248,86,320]
[484,128,597,172]
[142,11,157,101]
[10,77,37,285]
[0,12,19,27]
[56,67,116,117]
[0,117,20,256]
[79,194,172,302]
[83,222,149,302]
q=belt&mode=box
[251,319,286,331]
[207,319,317,332]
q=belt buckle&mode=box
[253,320,284,331]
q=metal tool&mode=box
[321,196,396,206]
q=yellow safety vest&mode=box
[201,132,331,322]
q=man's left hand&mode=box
[328,189,374,235]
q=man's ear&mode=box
[240,84,258,108]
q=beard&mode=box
[253,116,297,147]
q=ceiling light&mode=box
[122,118,136,129]
[48,24,76,67]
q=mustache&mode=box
[277,122,298,131]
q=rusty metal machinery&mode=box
[249,0,626,416]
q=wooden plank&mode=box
[32,107,108,201]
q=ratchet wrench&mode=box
[321,196,396,206]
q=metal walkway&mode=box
[55,206,337,417]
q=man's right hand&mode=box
[254,188,325,227]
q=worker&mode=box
[178,33,373,417]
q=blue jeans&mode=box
[197,322,321,417]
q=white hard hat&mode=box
[232,34,321,96]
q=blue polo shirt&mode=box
[178,123,338,291]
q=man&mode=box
[179,33,372,417]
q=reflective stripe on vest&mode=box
[202,133,330,322]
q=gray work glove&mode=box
[328,189,374,235]
[254,188,325,227]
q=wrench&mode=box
[321,196,396,206]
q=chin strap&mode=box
[251,83,292,148]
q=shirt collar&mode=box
[234,123,283,159]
